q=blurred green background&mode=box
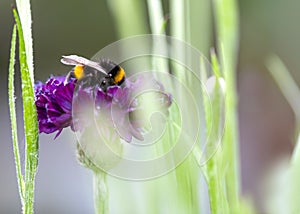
[0,0,299,213]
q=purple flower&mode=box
[35,75,172,142]
[35,76,76,138]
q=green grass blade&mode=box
[188,0,212,56]
[266,55,300,123]
[213,0,240,212]
[147,0,165,34]
[210,49,222,78]
[93,171,108,214]
[169,0,187,82]
[13,8,39,214]
[15,0,34,85]
[266,55,300,213]
[8,24,25,204]
[170,0,186,41]
[146,0,170,76]
[289,133,300,213]
[107,0,148,38]
[202,55,228,213]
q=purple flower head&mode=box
[35,74,172,142]
[35,76,76,138]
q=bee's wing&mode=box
[61,55,108,75]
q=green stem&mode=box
[266,55,300,123]
[213,0,240,211]
[107,0,148,38]
[188,0,212,55]
[170,0,186,41]
[15,0,34,83]
[170,120,200,213]
[206,156,221,214]
[13,8,39,214]
[266,55,300,213]
[199,53,228,213]
[170,0,187,82]
[146,0,169,76]
[93,171,109,214]
[147,0,165,34]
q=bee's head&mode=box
[99,77,113,91]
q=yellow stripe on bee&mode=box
[113,67,125,84]
[74,64,84,79]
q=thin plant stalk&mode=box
[170,0,186,41]
[213,0,240,211]
[266,55,300,122]
[289,133,300,214]
[147,0,165,34]
[266,55,300,213]
[146,0,169,75]
[265,54,300,213]
[200,51,228,214]
[94,171,109,214]
[148,0,200,212]
[170,0,187,82]
[15,0,34,84]
[12,8,39,214]
[188,0,212,56]
[107,0,148,38]
[169,1,202,213]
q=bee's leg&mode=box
[64,70,75,84]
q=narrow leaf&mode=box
[8,24,25,204]
[266,54,300,122]
[15,0,34,84]
[210,49,221,78]
[266,55,300,213]
[147,0,165,34]
[213,0,241,212]
[13,8,39,214]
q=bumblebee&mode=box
[61,55,125,91]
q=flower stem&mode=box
[206,157,220,214]
[107,0,148,37]
[13,8,39,214]
[266,55,300,122]
[213,0,240,211]
[93,171,109,214]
